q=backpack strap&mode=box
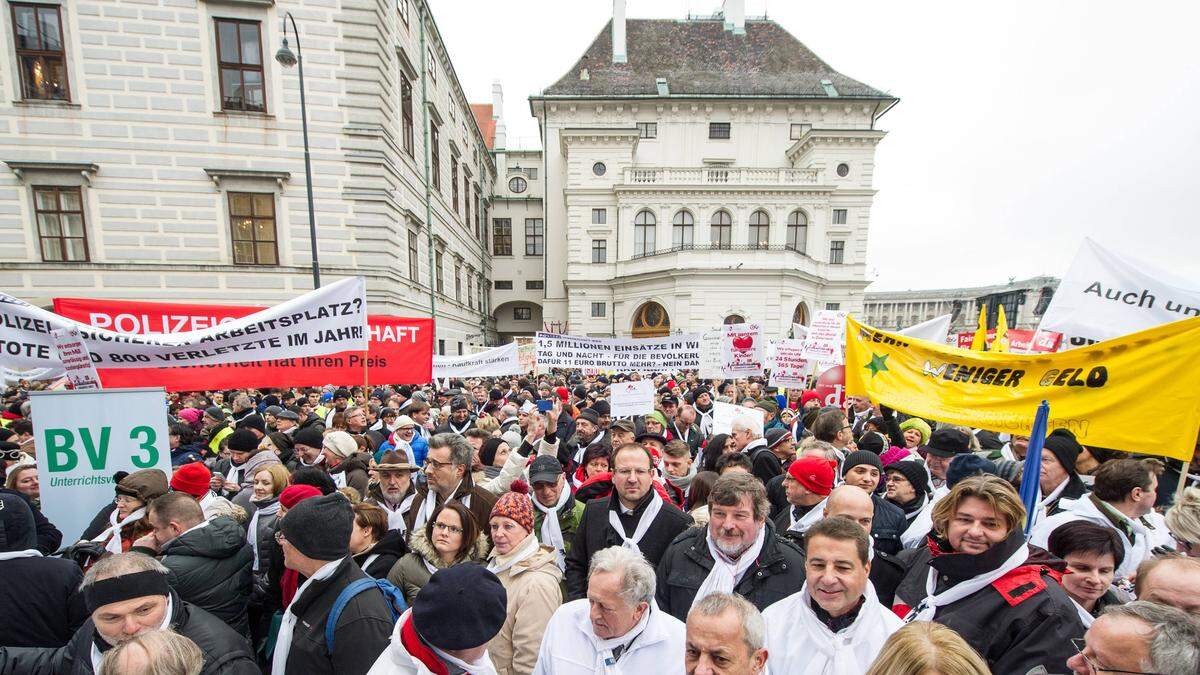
[325,577,409,652]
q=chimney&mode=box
[491,81,506,149]
[722,0,745,34]
[612,0,627,64]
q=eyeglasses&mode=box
[1070,638,1162,675]
[432,522,464,535]
[424,457,453,470]
[114,495,141,505]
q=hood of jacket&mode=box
[408,524,490,567]
[161,515,248,560]
[356,528,408,562]
[331,451,371,476]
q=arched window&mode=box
[672,210,694,249]
[748,210,769,248]
[792,302,809,327]
[633,210,656,258]
[710,210,732,250]
[632,301,670,338]
[787,210,808,253]
[724,314,745,325]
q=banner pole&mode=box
[363,350,369,390]
[1178,460,1191,503]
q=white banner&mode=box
[432,342,522,378]
[51,327,101,390]
[712,400,766,436]
[32,388,171,543]
[721,323,763,377]
[698,330,723,379]
[0,277,367,373]
[896,313,953,344]
[791,323,809,340]
[768,339,809,389]
[535,332,701,374]
[800,310,848,362]
[610,379,655,417]
[2,365,64,386]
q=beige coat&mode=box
[487,540,563,675]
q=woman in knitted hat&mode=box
[386,501,490,604]
[479,438,512,480]
[79,469,168,559]
[485,491,562,675]
[899,418,932,449]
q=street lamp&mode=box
[276,12,320,289]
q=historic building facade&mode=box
[862,276,1060,334]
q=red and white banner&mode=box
[954,328,1062,353]
[52,296,433,391]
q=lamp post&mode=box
[275,13,320,289]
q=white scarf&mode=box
[91,594,173,673]
[378,493,415,533]
[413,482,465,530]
[1038,478,1069,512]
[788,583,897,675]
[198,491,215,513]
[431,644,497,674]
[573,430,608,463]
[273,557,343,673]
[0,549,41,561]
[225,461,242,487]
[448,419,472,435]
[533,488,571,571]
[582,598,653,673]
[608,494,663,552]
[1071,597,1095,628]
[487,533,540,576]
[904,543,1030,623]
[691,525,767,613]
[788,498,828,535]
[92,506,147,555]
[247,499,281,571]
[330,471,347,489]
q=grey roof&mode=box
[541,18,891,99]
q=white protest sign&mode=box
[896,314,953,344]
[610,379,655,417]
[1038,238,1200,345]
[432,342,522,378]
[800,310,848,362]
[515,337,536,373]
[0,277,367,372]
[768,339,809,389]
[2,365,63,386]
[721,323,763,377]
[712,400,767,436]
[792,323,809,340]
[51,327,101,390]
[698,330,723,379]
[32,388,171,543]
[535,332,700,374]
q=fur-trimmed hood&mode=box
[408,524,489,567]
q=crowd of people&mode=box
[1,372,1199,674]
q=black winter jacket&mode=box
[1046,473,1089,516]
[160,516,254,636]
[0,556,86,647]
[869,494,906,555]
[0,591,258,675]
[564,492,692,601]
[655,521,806,621]
[748,446,783,485]
[352,528,409,580]
[893,532,1085,674]
[278,557,394,675]
[1,488,61,555]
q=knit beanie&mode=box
[787,456,836,497]
[842,449,884,477]
[490,491,534,534]
[0,442,21,463]
[800,390,823,408]
[590,400,610,417]
[293,427,325,449]
[226,428,259,453]
[280,492,352,560]
[480,438,506,467]
[947,454,998,487]
[1043,428,1082,475]
[204,406,226,421]
[170,462,212,499]
[576,408,600,426]
[279,484,322,509]
[414,564,507,650]
[885,460,932,497]
[236,414,266,435]
[322,431,357,458]
[0,492,36,552]
[856,431,886,455]
[898,418,932,446]
[879,446,913,467]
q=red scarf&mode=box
[281,569,299,608]
[399,614,449,675]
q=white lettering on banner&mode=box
[800,310,848,362]
[534,332,701,374]
[85,312,237,334]
[432,342,523,378]
[721,323,764,377]
[768,339,808,389]
[712,400,766,436]
[698,330,723,379]
[610,379,655,417]
[51,327,101,390]
[0,277,367,372]
[1038,237,1200,345]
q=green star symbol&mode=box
[864,353,889,378]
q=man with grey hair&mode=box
[533,546,685,673]
[0,552,256,674]
[684,593,767,675]
[656,471,805,621]
[729,418,763,454]
[498,403,523,449]
[1067,600,1200,675]
[404,432,498,533]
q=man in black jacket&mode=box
[840,450,906,555]
[273,491,393,674]
[0,485,59,555]
[750,428,793,485]
[564,443,692,600]
[131,492,253,636]
[655,471,805,620]
[0,551,257,674]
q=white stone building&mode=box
[862,276,1060,333]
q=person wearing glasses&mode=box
[403,433,497,536]
[387,501,490,604]
[1067,600,1200,675]
[78,469,168,561]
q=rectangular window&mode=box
[400,75,414,157]
[830,240,845,265]
[435,250,444,294]
[472,186,481,237]
[525,280,544,290]
[427,45,437,86]
[458,342,463,355]
[591,208,606,225]
[634,222,655,257]
[514,307,532,321]
[637,122,657,139]
[454,263,462,301]
[438,338,445,355]
[525,167,538,180]
[790,123,809,140]
[227,192,277,265]
[398,0,409,25]
[492,218,512,255]
[12,3,69,101]
[494,280,513,290]
[709,122,730,139]
[215,19,265,113]
[832,208,848,225]
[591,302,606,318]
[407,231,419,280]
[467,271,474,308]
[825,302,841,311]
[451,162,459,213]
[525,218,544,256]
[430,123,440,191]
[591,239,607,263]
[33,186,87,261]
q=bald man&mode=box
[824,483,908,606]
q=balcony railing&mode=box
[628,243,808,260]
[622,166,820,186]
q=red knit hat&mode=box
[170,462,212,499]
[490,491,534,534]
[800,390,823,408]
[279,484,322,509]
[555,386,570,403]
[787,456,836,496]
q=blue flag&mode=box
[1021,401,1050,535]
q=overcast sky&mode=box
[435,1,1200,291]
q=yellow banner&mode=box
[845,315,1200,462]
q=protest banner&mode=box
[1038,238,1200,345]
[792,323,809,340]
[698,330,723,379]
[721,323,763,377]
[50,327,101,390]
[800,310,848,362]
[535,332,700,374]
[953,329,1062,353]
[610,379,656,417]
[768,339,809,389]
[2,366,62,386]
[32,388,171,543]
[52,294,433,390]
[433,342,522,378]
[712,400,767,436]
[897,314,953,344]
[845,315,1200,461]
[515,337,536,373]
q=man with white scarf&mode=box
[655,471,806,621]
[529,456,585,571]
[762,516,901,674]
[772,455,836,544]
[534,546,685,674]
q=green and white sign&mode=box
[32,388,170,544]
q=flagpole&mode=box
[1178,460,1192,502]
[1020,401,1051,536]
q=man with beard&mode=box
[435,397,475,436]
[691,388,715,438]
[365,449,419,533]
[561,408,607,473]
[656,471,805,621]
